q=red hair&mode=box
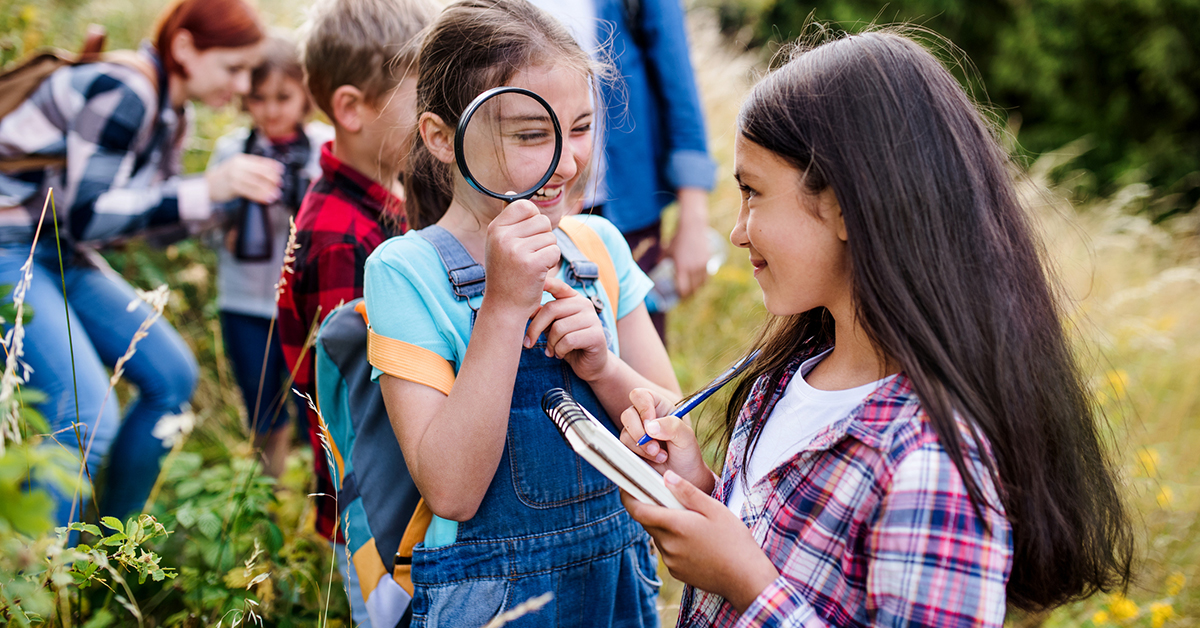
[154,0,265,77]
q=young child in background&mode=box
[619,31,1134,627]
[278,0,437,624]
[207,36,332,479]
[364,1,680,625]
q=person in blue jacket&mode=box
[531,0,717,339]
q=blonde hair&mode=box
[299,0,438,120]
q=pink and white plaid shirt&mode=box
[678,349,1012,627]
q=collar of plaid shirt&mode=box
[315,141,406,224]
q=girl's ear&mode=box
[419,112,455,165]
[331,85,366,133]
[823,189,848,242]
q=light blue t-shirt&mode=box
[363,214,652,548]
[364,213,652,381]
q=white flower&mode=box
[152,408,196,448]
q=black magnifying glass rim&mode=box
[454,86,563,203]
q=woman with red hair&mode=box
[0,0,274,530]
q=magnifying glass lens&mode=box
[460,90,560,200]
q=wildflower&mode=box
[1136,448,1160,478]
[274,216,299,303]
[1166,572,1185,596]
[1156,486,1173,508]
[1105,369,1129,399]
[1091,610,1109,625]
[151,409,195,448]
[1150,602,1174,628]
[1109,594,1138,620]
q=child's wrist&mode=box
[728,556,780,614]
[579,350,618,383]
[477,296,537,332]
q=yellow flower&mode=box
[1157,486,1174,508]
[1137,448,1160,478]
[1166,572,1185,596]
[1150,602,1174,628]
[1109,594,1139,620]
[1091,610,1110,625]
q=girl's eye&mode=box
[514,131,551,143]
[571,123,592,135]
[738,183,757,199]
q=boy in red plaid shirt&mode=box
[277,0,436,622]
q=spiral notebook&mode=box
[541,388,683,509]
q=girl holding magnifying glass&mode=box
[363,0,680,625]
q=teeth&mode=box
[533,186,563,201]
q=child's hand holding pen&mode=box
[620,351,759,494]
[619,388,716,496]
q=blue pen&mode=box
[636,350,760,446]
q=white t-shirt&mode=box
[726,350,894,517]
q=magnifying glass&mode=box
[454,86,563,203]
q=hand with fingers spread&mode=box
[206,153,284,205]
[483,200,561,318]
[618,388,714,494]
[620,472,780,613]
[525,276,609,381]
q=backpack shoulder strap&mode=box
[99,49,159,94]
[359,293,456,396]
[557,215,620,312]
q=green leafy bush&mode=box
[704,0,1200,208]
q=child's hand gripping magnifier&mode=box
[636,350,761,446]
[455,86,563,201]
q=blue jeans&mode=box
[0,242,198,527]
[219,311,297,435]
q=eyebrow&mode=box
[500,114,553,124]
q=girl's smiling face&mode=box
[731,134,852,317]
[176,40,262,108]
[244,70,308,140]
[457,64,594,227]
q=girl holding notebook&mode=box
[620,30,1134,627]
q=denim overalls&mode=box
[409,225,661,628]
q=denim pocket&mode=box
[506,347,616,508]
[631,541,663,596]
[412,577,510,628]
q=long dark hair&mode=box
[724,29,1134,611]
[406,0,603,229]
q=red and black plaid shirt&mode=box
[277,141,406,541]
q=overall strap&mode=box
[554,228,600,289]
[417,224,486,302]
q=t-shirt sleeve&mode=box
[576,214,654,320]
[363,238,457,382]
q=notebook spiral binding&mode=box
[541,388,587,441]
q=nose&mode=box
[731,202,750,249]
[553,133,588,183]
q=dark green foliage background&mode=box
[705,0,1200,208]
